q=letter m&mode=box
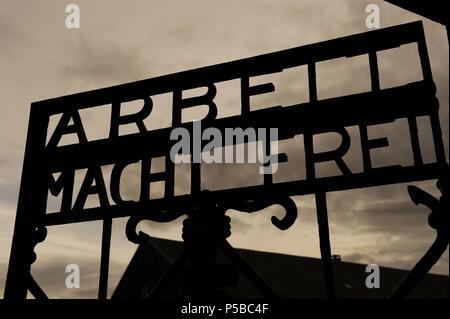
[225,127,257,163]
[48,170,75,212]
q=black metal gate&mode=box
[4,21,448,299]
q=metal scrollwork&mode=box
[29,226,47,265]
[226,196,298,230]
[391,175,449,298]
[125,210,185,244]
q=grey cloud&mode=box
[228,213,252,232]
[60,36,149,85]
[325,181,438,223]
[164,24,203,42]
[31,255,125,298]
[343,233,449,273]
[0,180,19,208]
[0,13,26,57]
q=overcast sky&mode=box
[0,0,448,298]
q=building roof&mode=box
[112,236,449,299]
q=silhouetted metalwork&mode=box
[384,0,449,45]
[384,1,448,27]
[4,21,448,299]
[391,174,449,298]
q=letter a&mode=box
[65,4,80,29]
[365,264,380,289]
[65,264,80,288]
[365,4,380,29]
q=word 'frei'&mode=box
[170,122,280,174]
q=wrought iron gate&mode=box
[4,21,448,299]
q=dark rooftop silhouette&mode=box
[112,237,449,299]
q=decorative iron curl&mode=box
[30,226,47,265]
[125,210,185,244]
[391,174,448,299]
[226,196,298,230]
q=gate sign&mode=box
[5,21,447,299]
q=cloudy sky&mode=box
[0,0,448,298]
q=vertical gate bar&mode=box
[417,25,433,83]
[407,117,424,166]
[305,62,317,180]
[5,106,49,299]
[165,155,175,198]
[416,23,446,164]
[429,107,447,165]
[308,61,335,298]
[5,223,35,299]
[315,191,335,299]
[191,121,201,195]
[241,76,250,114]
[98,217,112,299]
[307,63,318,102]
[368,51,380,92]
[264,128,273,185]
[191,162,201,195]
